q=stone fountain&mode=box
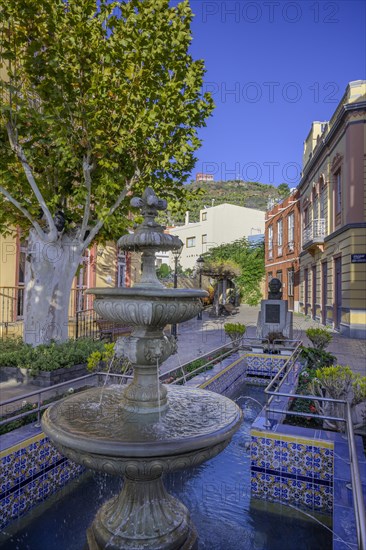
[42,188,242,550]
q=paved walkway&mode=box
[164,304,366,377]
[1,305,365,407]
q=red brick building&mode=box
[264,189,301,311]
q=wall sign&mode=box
[351,254,366,263]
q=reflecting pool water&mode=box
[0,385,331,550]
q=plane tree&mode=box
[0,0,213,344]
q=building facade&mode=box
[167,203,265,270]
[195,173,214,183]
[264,189,301,311]
[298,80,366,338]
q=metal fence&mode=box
[264,348,366,550]
[0,286,25,323]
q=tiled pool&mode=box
[0,384,332,550]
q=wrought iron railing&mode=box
[303,218,326,245]
[0,286,25,323]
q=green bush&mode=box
[87,342,131,374]
[0,338,105,376]
[313,365,366,404]
[306,327,332,350]
[224,323,246,342]
[300,346,336,370]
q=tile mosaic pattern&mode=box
[250,430,334,514]
[246,354,286,378]
[200,357,246,396]
[0,433,84,530]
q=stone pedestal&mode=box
[257,299,293,340]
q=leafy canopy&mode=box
[0,0,214,243]
[202,237,265,305]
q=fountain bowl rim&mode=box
[41,386,242,459]
[86,287,208,299]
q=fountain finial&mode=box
[130,187,167,228]
[118,187,182,252]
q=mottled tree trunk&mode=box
[23,229,83,345]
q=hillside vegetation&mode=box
[169,180,286,224]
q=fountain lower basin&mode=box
[42,385,242,549]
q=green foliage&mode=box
[313,365,355,400]
[0,0,214,241]
[156,263,171,279]
[0,338,104,375]
[224,323,246,336]
[87,342,131,374]
[201,259,241,280]
[277,183,291,199]
[353,375,366,405]
[300,346,335,370]
[285,367,321,428]
[202,238,264,305]
[306,327,333,350]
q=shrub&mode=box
[300,346,336,370]
[306,327,332,350]
[313,365,354,399]
[87,342,131,374]
[0,338,105,375]
[224,323,246,344]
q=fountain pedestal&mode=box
[42,188,242,550]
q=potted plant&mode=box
[305,327,332,350]
[224,323,246,348]
[311,365,366,431]
[265,331,286,354]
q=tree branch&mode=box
[0,185,48,241]
[82,172,138,250]
[6,122,58,242]
[78,152,92,241]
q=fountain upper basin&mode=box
[87,287,208,326]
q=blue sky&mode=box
[186,0,365,186]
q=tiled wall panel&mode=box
[0,433,84,530]
[250,430,334,514]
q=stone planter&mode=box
[0,363,88,387]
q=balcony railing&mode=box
[303,218,326,248]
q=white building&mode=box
[167,203,265,270]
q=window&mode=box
[202,234,207,244]
[335,169,342,216]
[320,184,326,219]
[268,225,273,258]
[117,253,126,287]
[287,213,294,252]
[277,219,283,255]
[202,212,207,221]
[17,239,27,318]
[287,268,294,297]
[276,270,282,282]
[186,237,196,248]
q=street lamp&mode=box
[171,243,183,338]
[196,255,205,320]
